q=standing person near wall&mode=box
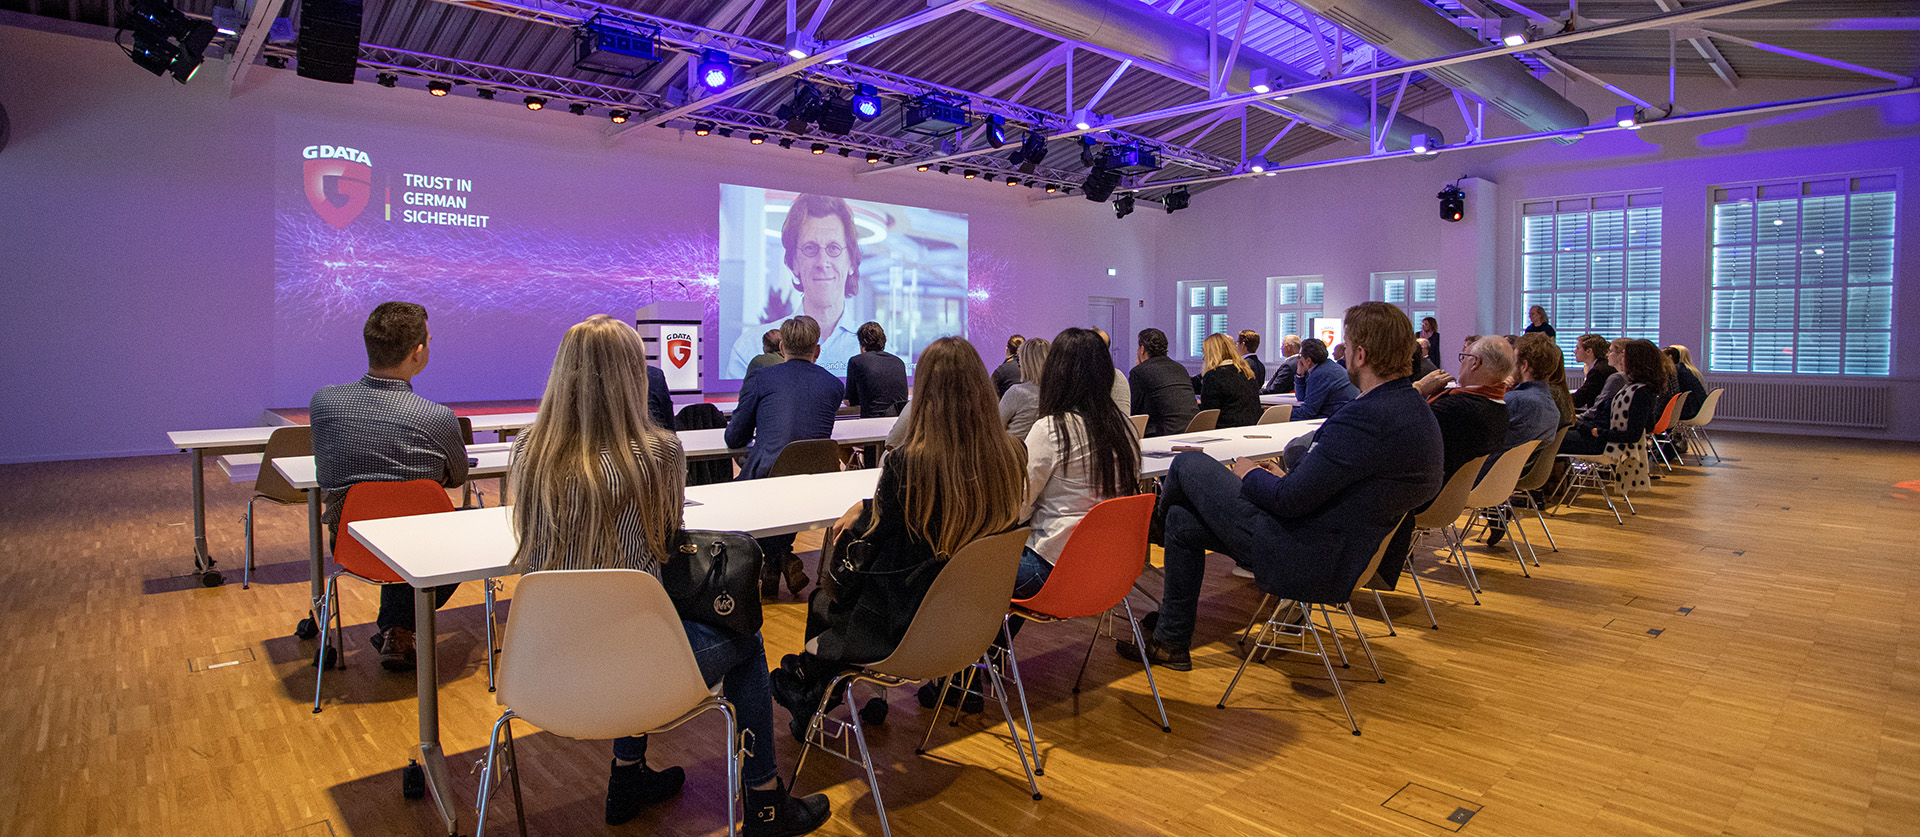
[1417,317,1442,369]
[1524,305,1556,339]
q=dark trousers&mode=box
[758,533,796,573]
[377,583,459,632]
[1156,452,1287,650]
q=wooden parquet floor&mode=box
[3,432,1917,837]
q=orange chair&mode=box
[1006,494,1170,748]
[313,480,495,712]
[1648,392,1688,472]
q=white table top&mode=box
[168,401,744,450]
[1136,421,1321,478]
[1258,393,1304,406]
[347,469,882,587]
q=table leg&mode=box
[189,449,222,586]
[415,588,459,836]
[295,492,325,640]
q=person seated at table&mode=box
[508,315,829,836]
[1570,334,1616,412]
[1260,334,1302,395]
[768,336,1026,728]
[845,321,908,419]
[1129,328,1197,437]
[1291,338,1358,422]
[1413,338,1440,379]
[1482,334,1566,546]
[992,334,1025,397]
[1331,341,1349,368]
[1196,332,1263,428]
[1666,344,1708,421]
[1094,327,1132,422]
[745,329,783,381]
[310,301,468,672]
[998,336,1050,439]
[726,315,846,600]
[1561,339,1668,495]
[1119,302,1442,669]
[645,362,676,430]
[1576,338,1632,424]
[1237,329,1266,385]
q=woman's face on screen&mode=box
[791,213,851,323]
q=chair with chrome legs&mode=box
[1675,388,1725,464]
[241,425,312,589]
[1219,518,1404,735]
[791,529,1035,837]
[1508,427,1569,552]
[1647,393,1688,472]
[1459,441,1543,573]
[1370,453,1492,632]
[474,569,742,837]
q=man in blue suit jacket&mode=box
[726,315,845,598]
[1122,303,1443,670]
[1291,337,1359,421]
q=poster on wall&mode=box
[1309,316,1344,351]
[718,185,968,378]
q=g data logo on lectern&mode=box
[665,332,695,369]
[302,145,374,229]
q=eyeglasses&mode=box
[1457,352,1476,362]
[798,242,846,260]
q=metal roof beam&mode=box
[1699,28,1913,86]
[224,0,286,91]
[1654,0,1738,89]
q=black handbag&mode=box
[661,529,764,636]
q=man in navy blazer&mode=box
[726,315,845,598]
[1122,303,1443,670]
[645,364,676,430]
[1291,337,1359,421]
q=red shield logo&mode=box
[304,158,373,229]
[667,338,694,369]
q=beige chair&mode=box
[241,425,312,590]
[1676,388,1725,464]
[1185,409,1220,433]
[475,569,740,837]
[791,529,1035,837]
[1393,453,1493,627]
[1129,414,1149,437]
[1557,449,1630,525]
[1461,441,1542,574]
[1508,427,1569,552]
[1219,518,1403,735]
[768,438,843,477]
[1256,403,1293,425]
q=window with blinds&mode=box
[1372,269,1437,330]
[1267,275,1323,357]
[1180,280,1231,359]
[1521,191,1663,359]
[1709,174,1896,376]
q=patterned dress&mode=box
[1603,382,1652,493]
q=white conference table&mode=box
[336,418,1319,835]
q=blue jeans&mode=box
[1155,451,1287,651]
[613,621,778,787]
[1003,547,1052,641]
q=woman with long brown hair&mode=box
[510,315,829,836]
[1560,338,1667,493]
[1197,332,1263,427]
[769,336,1026,728]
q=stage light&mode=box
[698,49,733,90]
[916,164,930,172]
[609,109,630,124]
[986,114,1008,147]
[524,95,546,110]
[815,96,857,135]
[1615,104,1639,128]
[963,169,977,180]
[901,93,969,136]
[839,148,853,157]
[376,73,398,88]
[866,151,881,164]
[778,82,824,133]
[782,32,813,60]
[427,80,452,96]
[1101,144,1160,176]
[1045,184,1058,193]
[1247,155,1270,173]
[748,132,767,144]
[1114,196,1134,219]
[1249,68,1274,94]
[1006,177,1019,187]
[693,121,713,135]
[1072,109,1095,131]
[1410,133,1442,156]
[938,165,952,174]
[1082,165,1121,202]
[569,102,589,116]
[1009,129,1049,173]
[1501,17,1530,47]
[125,0,216,83]
[1438,184,1465,222]
[1164,187,1190,213]
[717,126,734,137]
[983,174,995,183]
[851,84,882,121]
[1079,135,1101,168]
[811,143,827,154]
[778,137,794,149]
[574,16,660,77]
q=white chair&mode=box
[1395,453,1493,625]
[1460,441,1543,574]
[1508,427,1569,553]
[475,569,742,837]
[1676,388,1725,464]
[1256,403,1293,425]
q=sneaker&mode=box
[605,760,685,825]
[744,779,830,837]
[378,626,416,672]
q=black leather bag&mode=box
[661,529,764,636]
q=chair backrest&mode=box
[1464,441,1540,509]
[676,402,728,430]
[1347,515,1406,598]
[1257,403,1293,425]
[1013,495,1153,620]
[1129,414,1148,437]
[254,425,314,505]
[1412,454,1488,530]
[1683,388,1723,427]
[1513,426,1569,493]
[1651,392,1686,435]
[497,569,714,740]
[456,415,478,445]
[1185,409,1220,433]
[865,528,1028,683]
[767,438,842,477]
[334,479,457,582]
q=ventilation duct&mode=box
[1287,0,1589,140]
[977,0,1442,151]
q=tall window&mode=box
[1709,174,1896,376]
[1521,191,1663,358]
[1180,280,1230,360]
[1372,269,1436,329]
[1266,275,1323,358]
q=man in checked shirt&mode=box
[310,301,469,672]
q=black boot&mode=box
[743,778,830,837]
[605,759,685,825]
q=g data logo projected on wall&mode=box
[302,145,372,229]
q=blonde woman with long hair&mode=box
[1197,332,1263,427]
[997,336,1050,439]
[1665,344,1709,420]
[769,336,1026,727]
[509,315,829,837]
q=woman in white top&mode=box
[1012,328,1142,612]
[997,336,1049,439]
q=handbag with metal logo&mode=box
[661,529,764,636]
